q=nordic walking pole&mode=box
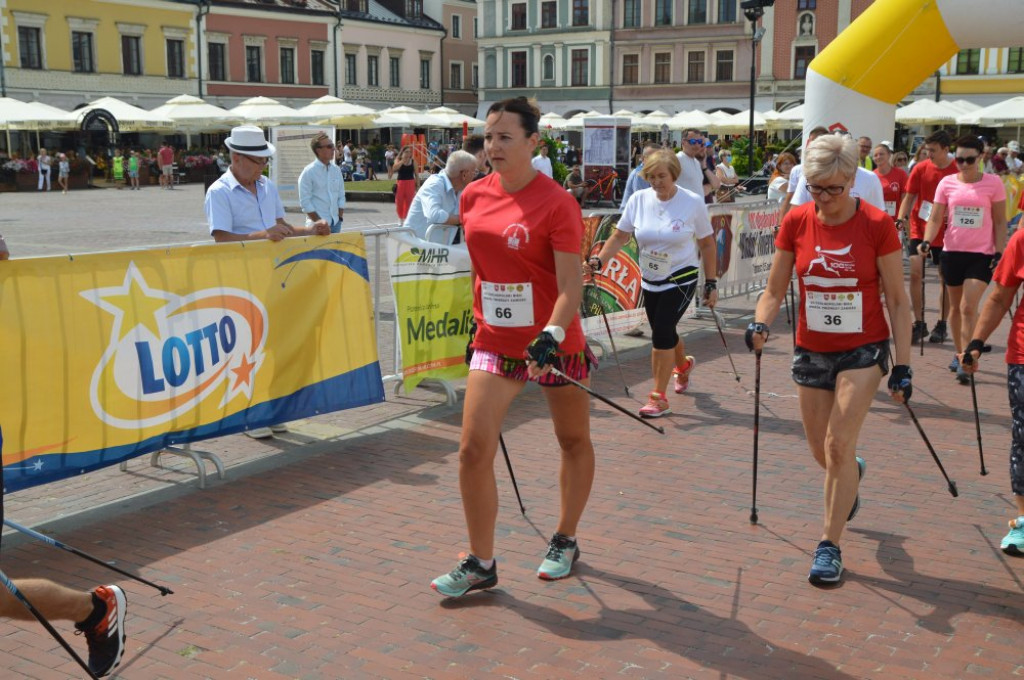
[959,352,988,476]
[751,350,762,524]
[902,402,959,497]
[3,520,174,596]
[590,279,630,397]
[712,309,741,382]
[788,278,797,347]
[920,271,926,356]
[938,283,947,344]
[497,435,526,515]
[0,570,99,679]
[548,367,665,434]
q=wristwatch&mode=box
[543,325,566,344]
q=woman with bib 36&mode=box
[746,135,913,586]
[585,149,718,418]
[430,97,596,598]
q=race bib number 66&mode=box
[482,281,534,327]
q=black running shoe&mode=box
[929,321,948,343]
[75,585,128,677]
[911,321,929,344]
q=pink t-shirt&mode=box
[933,173,1006,254]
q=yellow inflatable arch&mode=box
[804,0,1023,144]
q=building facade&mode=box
[476,0,613,118]
[425,0,478,114]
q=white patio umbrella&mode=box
[562,110,604,130]
[370,106,445,128]
[711,110,767,135]
[957,96,1024,127]
[538,112,569,131]
[150,94,239,131]
[297,95,377,128]
[667,109,716,131]
[426,106,485,128]
[894,99,964,126]
[763,103,805,130]
[0,97,76,131]
[68,96,174,132]
[636,109,673,132]
[229,96,313,126]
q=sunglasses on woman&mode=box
[954,155,979,165]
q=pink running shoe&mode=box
[673,356,696,394]
[639,391,671,418]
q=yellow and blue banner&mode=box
[387,233,473,392]
[0,235,383,493]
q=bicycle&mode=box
[584,168,623,207]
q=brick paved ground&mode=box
[1,188,1021,678]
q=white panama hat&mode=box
[224,125,276,157]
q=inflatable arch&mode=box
[804,0,1024,145]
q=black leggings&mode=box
[643,279,697,350]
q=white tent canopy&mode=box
[894,98,965,126]
[426,106,485,128]
[68,96,174,132]
[711,110,767,135]
[229,96,313,126]
[562,110,604,130]
[370,106,445,128]
[297,95,377,128]
[635,109,672,132]
[150,94,239,131]
[538,112,569,131]
[667,109,716,131]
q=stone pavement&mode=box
[1,186,1021,678]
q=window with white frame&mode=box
[167,39,186,78]
[794,45,815,79]
[368,54,380,86]
[689,0,708,24]
[390,55,401,87]
[623,0,641,28]
[687,51,705,82]
[542,1,557,28]
[208,40,227,81]
[345,53,358,85]
[622,53,638,84]
[573,0,589,26]
[511,3,526,30]
[655,0,672,26]
[654,52,671,84]
[311,44,326,85]
[511,51,527,87]
[472,64,479,88]
[571,48,588,86]
[279,44,296,84]
[72,31,95,73]
[719,0,737,23]
[13,12,47,70]
[543,54,554,80]
[420,56,432,89]
[246,45,263,82]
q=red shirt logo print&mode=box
[502,223,530,251]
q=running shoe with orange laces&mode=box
[74,584,127,677]
[673,356,696,394]
[639,391,671,418]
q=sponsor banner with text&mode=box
[387,233,473,392]
[0,235,383,492]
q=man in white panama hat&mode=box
[204,126,330,439]
[205,125,330,244]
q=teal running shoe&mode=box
[431,554,497,597]
[808,540,843,585]
[848,456,866,522]
[537,533,580,580]
[1001,517,1024,556]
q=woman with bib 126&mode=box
[585,149,718,418]
[746,135,913,586]
[430,97,597,598]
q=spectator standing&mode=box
[158,142,175,190]
[57,153,70,194]
[298,131,346,234]
[403,150,477,243]
[531,144,553,178]
[37,148,52,191]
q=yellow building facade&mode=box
[0,0,197,109]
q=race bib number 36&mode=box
[482,281,534,327]
[805,290,863,333]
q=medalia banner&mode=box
[0,235,383,493]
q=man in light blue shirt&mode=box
[404,150,477,243]
[298,132,346,233]
[620,141,660,209]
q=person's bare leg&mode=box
[0,579,93,622]
[543,381,595,538]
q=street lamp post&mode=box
[742,0,774,176]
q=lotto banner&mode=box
[387,233,473,392]
[0,236,384,493]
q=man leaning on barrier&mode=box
[403,150,478,244]
[298,131,346,234]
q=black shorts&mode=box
[791,340,890,391]
[907,238,942,265]
[940,250,994,286]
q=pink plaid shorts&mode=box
[469,346,596,386]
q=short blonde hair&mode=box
[803,135,857,185]
[641,149,681,182]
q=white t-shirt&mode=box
[675,151,706,197]
[790,166,885,212]
[617,186,713,292]
[531,154,553,178]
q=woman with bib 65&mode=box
[585,149,718,418]
[430,97,596,598]
[746,135,913,586]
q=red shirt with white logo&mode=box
[992,228,1024,364]
[158,146,174,167]
[776,200,901,353]
[874,166,908,220]
[906,159,957,246]
[461,171,585,358]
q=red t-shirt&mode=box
[875,166,908,220]
[462,172,585,358]
[158,147,174,166]
[992,228,1024,364]
[906,159,957,246]
[776,201,901,353]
